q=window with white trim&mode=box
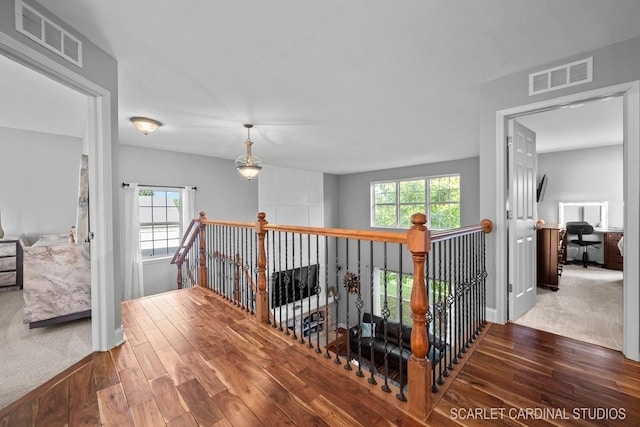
[139,188,181,258]
[371,175,460,230]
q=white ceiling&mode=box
[4,1,640,173]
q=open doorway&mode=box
[510,96,624,350]
[0,53,93,408]
[495,81,639,362]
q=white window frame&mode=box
[138,187,183,260]
[370,174,461,230]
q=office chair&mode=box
[565,221,601,268]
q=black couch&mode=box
[348,312,447,377]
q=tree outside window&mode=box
[371,175,460,230]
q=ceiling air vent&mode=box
[529,57,592,96]
[15,0,83,67]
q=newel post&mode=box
[198,211,208,288]
[407,213,432,420]
[255,212,269,323]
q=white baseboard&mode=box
[485,308,500,324]
[114,325,125,347]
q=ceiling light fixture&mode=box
[235,124,262,180]
[130,116,161,135]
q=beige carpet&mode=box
[513,264,623,350]
[0,289,92,410]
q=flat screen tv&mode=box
[271,264,319,307]
[536,174,548,203]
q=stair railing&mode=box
[172,211,492,421]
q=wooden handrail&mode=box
[201,218,256,229]
[430,219,494,242]
[170,218,200,265]
[264,224,407,244]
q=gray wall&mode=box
[118,145,259,296]
[323,174,339,228]
[337,157,480,230]
[0,127,82,242]
[537,145,623,228]
[479,35,640,312]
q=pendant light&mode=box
[235,124,262,180]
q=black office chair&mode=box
[565,221,601,268]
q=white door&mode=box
[508,120,537,320]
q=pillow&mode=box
[360,322,375,338]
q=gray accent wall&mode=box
[0,127,82,242]
[119,145,259,296]
[337,157,480,230]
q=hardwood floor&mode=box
[2,287,639,426]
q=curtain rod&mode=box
[121,182,197,190]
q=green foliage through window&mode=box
[371,175,460,230]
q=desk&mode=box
[565,227,623,268]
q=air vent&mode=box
[529,57,592,96]
[15,0,82,67]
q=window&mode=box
[374,268,451,336]
[371,175,460,230]
[139,189,181,258]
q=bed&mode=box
[22,235,91,328]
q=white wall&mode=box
[258,165,324,226]
[537,145,623,264]
[0,127,82,242]
[537,145,623,227]
[119,145,259,296]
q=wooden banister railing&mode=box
[172,211,493,422]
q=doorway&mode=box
[0,32,118,352]
[508,97,624,350]
[495,81,640,362]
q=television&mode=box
[271,264,319,307]
[536,174,548,203]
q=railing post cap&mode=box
[258,212,266,221]
[199,211,207,219]
[411,213,427,227]
[481,218,493,233]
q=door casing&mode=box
[494,82,640,361]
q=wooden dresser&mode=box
[603,231,624,270]
[537,225,566,291]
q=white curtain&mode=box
[124,183,144,300]
[181,186,197,232]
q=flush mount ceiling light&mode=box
[130,116,161,135]
[235,124,263,180]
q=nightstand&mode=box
[0,237,23,289]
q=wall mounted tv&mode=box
[536,174,548,203]
[271,264,319,307]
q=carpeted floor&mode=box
[513,264,623,350]
[0,288,92,410]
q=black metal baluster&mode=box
[428,250,438,393]
[381,242,390,393]
[324,235,331,359]
[481,231,487,328]
[396,244,406,401]
[314,235,322,353]
[306,233,313,348]
[436,241,445,386]
[447,238,456,372]
[368,241,377,385]
[333,237,341,365]
[344,238,352,371]
[355,240,364,378]
[298,233,305,344]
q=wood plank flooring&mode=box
[2,286,639,426]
